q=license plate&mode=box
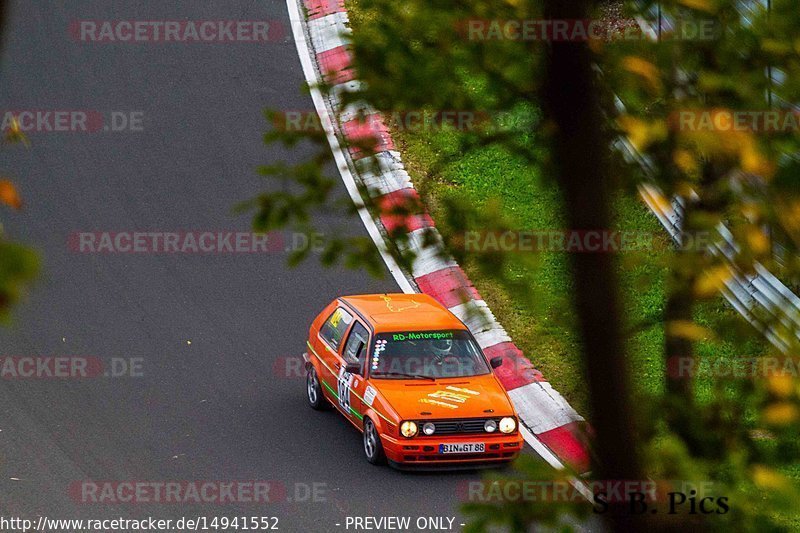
[439,443,485,454]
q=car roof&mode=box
[339,293,467,333]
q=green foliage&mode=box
[0,240,39,323]
[0,116,39,322]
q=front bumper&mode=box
[381,432,523,469]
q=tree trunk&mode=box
[541,0,643,528]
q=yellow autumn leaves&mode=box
[0,116,29,211]
[617,109,777,180]
[773,198,800,248]
[4,115,28,147]
[617,114,667,153]
[618,50,778,179]
[761,373,800,426]
[678,0,719,14]
[0,180,22,210]
[621,56,663,95]
[752,465,793,491]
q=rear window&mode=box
[319,307,353,350]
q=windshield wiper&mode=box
[373,371,436,381]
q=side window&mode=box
[343,322,370,365]
[319,307,353,350]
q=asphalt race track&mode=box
[0,1,512,531]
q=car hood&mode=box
[372,373,515,420]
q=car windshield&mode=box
[369,330,490,379]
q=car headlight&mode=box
[400,421,418,438]
[422,422,436,436]
[484,419,498,433]
[499,417,517,434]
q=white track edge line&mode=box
[519,425,593,502]
[287,0,414,294]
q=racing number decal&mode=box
[337,367,354,413]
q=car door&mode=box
[339,320,371,424]
[316,306,354,402]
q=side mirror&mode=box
[490,357,504,369]
[345,361,362,374]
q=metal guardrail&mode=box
[615,132,800,354]
[622,3,800,354]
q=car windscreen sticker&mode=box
[330,308,352,328]
[390,331,455,341]
[372,339,387,371]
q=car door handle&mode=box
[334,362,341,370]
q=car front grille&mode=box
[417,418,501,435]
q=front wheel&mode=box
[363,418,386,465]
[306,366,327,410]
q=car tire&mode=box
[306,366,327,410]
[363,418,386,465]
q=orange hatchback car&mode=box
[303,293,524,469]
